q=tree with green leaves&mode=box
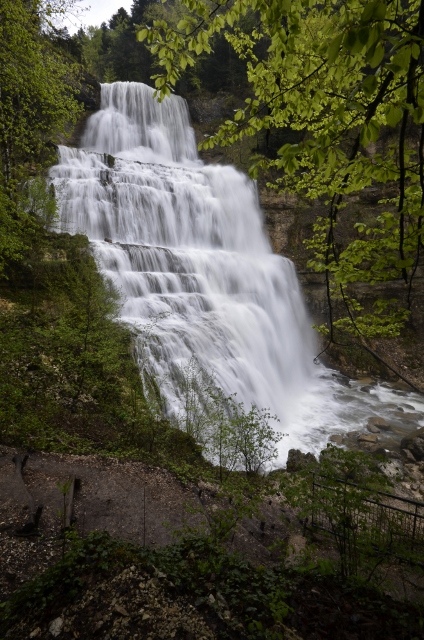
[0,0,82,186]
[138,0,424,356]
[0,0,82,276]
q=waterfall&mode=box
[50,82,424,464]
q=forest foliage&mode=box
[138,0,424,346]
[54,0,249,91]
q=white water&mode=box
[50,82,424,465]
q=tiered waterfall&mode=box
[49,82,331,462]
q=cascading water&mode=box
[50,82,424,465]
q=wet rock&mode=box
[347,430,359,438]
[402,412,422,421]
[401,427,424,461]
[331,373,351,387]
[367,417,391,431]
[329,434,344,445]
[361,443,381,453]
[387,451,402,460]
[334,394,356,403]
[286,449,317,472]
[367,423,380,434]
[360,385,373,393]
[401,449,417,463]
[401,403,416,411]
[358,434,379,444]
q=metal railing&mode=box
[309,474,424,565]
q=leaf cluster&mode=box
[141,0,424,341]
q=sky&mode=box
[65,0,133,33]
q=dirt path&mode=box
[0,446,289,601]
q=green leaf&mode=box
[360,124,370,147]
[374,0,387,20]
[358,27,370,46]
[361,0,386,22]
[362,74,378,97]
[385,105,403,127]
[344,29,357,52]
[368,119,380,142]
[392,47,411,70]
[327,32,344,64]
[369,42,385,67]
[411,42,421,60]
[412,106,424,124]
[136,28,149,42]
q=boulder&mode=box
[361,443,381,453]
[331,373,351,387]
[367,417,391,431]
[387,451,402,460]
[379,459,405,481]
[358,433,379,444]
[401,448,417,463]
[329,434,344,445]
[367,423,380,434]
[401,427,424,461]
[402,412,422,421]
[286,449,317,473]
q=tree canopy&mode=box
[138,0,424,347]
[0,0,82,275]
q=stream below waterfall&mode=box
[50,82,424,466]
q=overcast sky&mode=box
[65,0,133,33]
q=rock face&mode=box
[75,71,101,111]
[286,449,317,472]
[401,427,424,461]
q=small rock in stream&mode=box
[358,434,379,444]
[367,423,381,434]
[367,417,391,431]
